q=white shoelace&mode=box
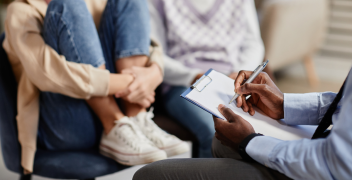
[136,107,175,146]
[114,120,153,151]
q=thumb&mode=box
[218,104,239,123]
[236,83,265,95]
[213,115,228,131]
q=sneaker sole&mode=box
[100,144,167,166]
[162,142,190,157]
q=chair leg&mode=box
[20,174,32,180]
[303,55,319,88]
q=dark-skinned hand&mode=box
[234,71,284,120]
[213,104,255,151]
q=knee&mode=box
[50,0,86,7]
[110,0,147,11]
[44,0,92,38]
[47,0,89,18]
[108,0,149,20]
[133,161,164,180]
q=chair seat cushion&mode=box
[33,149,128,179]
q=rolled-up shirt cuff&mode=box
[88,66,110,98]
[246,136,282,167]
[284,93,320,125]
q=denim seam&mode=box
[115,49,149,59]
[49,11,82,64]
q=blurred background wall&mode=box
[254,0,352,93]
[254,0,352,59]
[321,0,352,59]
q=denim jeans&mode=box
[37,0,150,150]
[164,86,215,158]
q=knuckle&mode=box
[244,83,251,89]
[263,84,270,91]
[261,72,269,78]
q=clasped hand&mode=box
[214,71,284,150]
[115,63,163,108]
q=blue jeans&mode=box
[164,86,215,158]
[37,0,150,150]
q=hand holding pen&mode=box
[231,61,285,119]
[229,60,269,104]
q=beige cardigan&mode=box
[3,0,163,174]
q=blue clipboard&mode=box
[180,69,224,119]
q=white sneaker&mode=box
[99,116,167,166]
[132,108,190,157]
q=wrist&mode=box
[149,63,163,83]
[238,133,264,162]
[150,62,163,76]
[108,74,134,95]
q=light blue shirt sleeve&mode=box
[245,77,352,179]
[283,92,336,125]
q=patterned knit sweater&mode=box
[149,0,264,86]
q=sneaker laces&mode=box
[137,107,175,146]
[114,120,154,151]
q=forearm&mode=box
[246,136,333,180]
[108,74,134,95]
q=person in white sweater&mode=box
[148,0,264,157]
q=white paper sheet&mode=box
[185,70,317,140]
